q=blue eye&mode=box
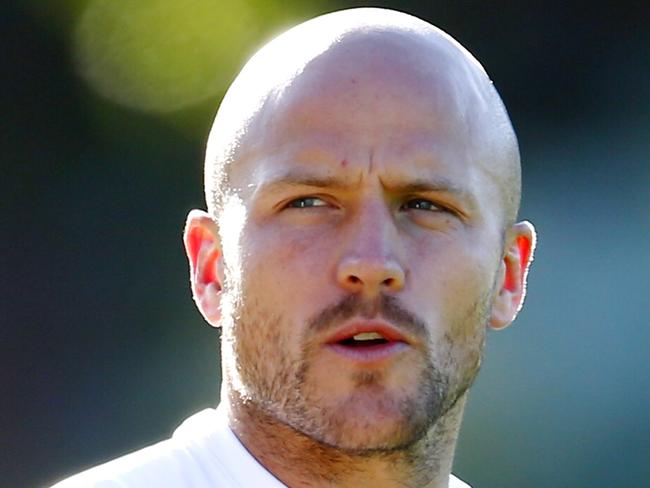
[402,199,441,211]
[287,197,327,208]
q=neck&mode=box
[224,387,466,488]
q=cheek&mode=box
[408,239,491,383]
[245,221,332,270]
[239,224,336,321]
[405,234,498,334]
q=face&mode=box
[214,43,510,452]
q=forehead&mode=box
[230,33,498,194]
[211,29,515,229]
[243,129,476,189]
[262,31,490,141]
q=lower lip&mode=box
[326,341,408,363]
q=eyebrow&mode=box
[383,177,472,199]
[255,171,358,196]
[257,171,474,202]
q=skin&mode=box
[184,9,536,488]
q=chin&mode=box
[307,388,434,452]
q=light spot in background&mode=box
[73,0,288,112]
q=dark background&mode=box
[3,1,649,486]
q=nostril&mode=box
[337,261,405,293]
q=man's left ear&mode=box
[490,220,537,330]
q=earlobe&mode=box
[183,209,223,327]
[489,220,537,330]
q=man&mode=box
[55,7,535,488]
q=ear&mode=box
[490,220,537,330]
[183,209,223,327]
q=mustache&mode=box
[307,294,429,340]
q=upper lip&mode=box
[325,320,412,345]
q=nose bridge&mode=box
[336,196,405,295]
[351,197,394,255]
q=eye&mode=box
[286,196,328,208]
[401,198,443,212]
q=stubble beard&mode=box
[222,289,489,455]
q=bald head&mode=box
[187,10,535,469]
[205,8,521,227]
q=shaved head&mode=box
[184,9,537,485]
[205,7,521,227]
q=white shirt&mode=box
[52,406,471,487]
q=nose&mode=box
[335,205,406,296]
[336,256,405,296]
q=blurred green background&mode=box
[2,1,649,486]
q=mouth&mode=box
[339,331,390,347]
[325,323,410,364]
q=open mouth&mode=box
[338,331,390,347]
[326,326,408,363]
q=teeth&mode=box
[353,332,384,341]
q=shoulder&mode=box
[450,473,472,488]
[51,438,184,487]
[51,409,236,488]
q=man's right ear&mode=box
[183,209,223,327]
